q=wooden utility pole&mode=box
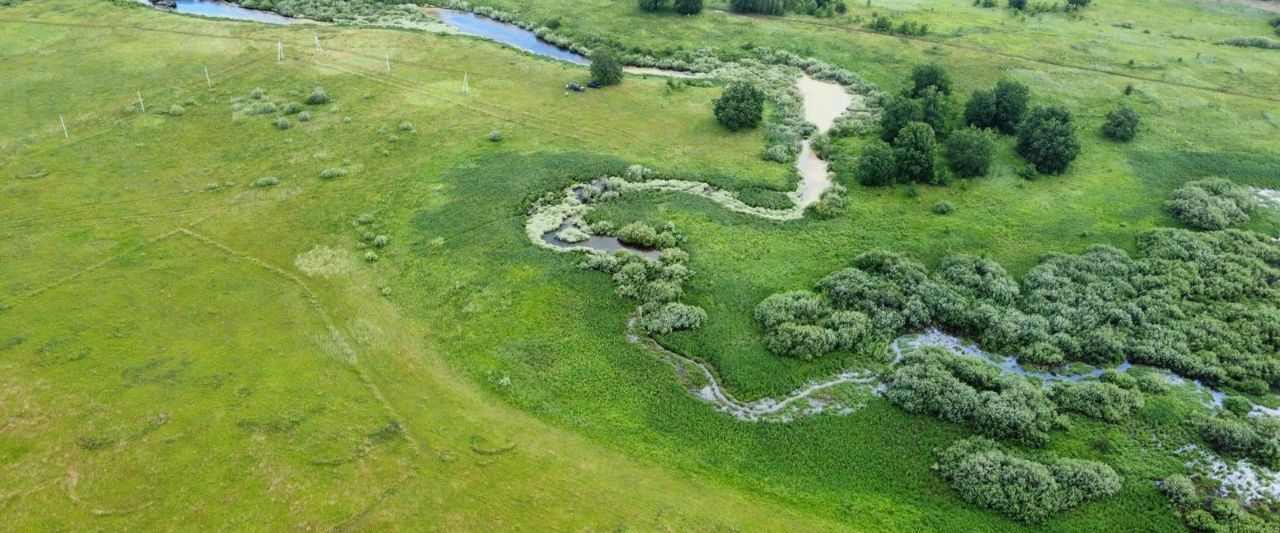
[204,66,212,88]
[462,72,469,94]
[277,41,284,62]
[314,34,323,53]
[385,51,391,73]
[137,91,145,113]
[59,115,68,138]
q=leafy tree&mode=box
[1164,178,1255,230]
[856,140,898,186]
[879,95,923,142]
[1008,0,1027,9]
[965,80,1029,135]
[714,82,765,131]
[1016,106,1080,174]
[1066,0,1091,9]
[1102,105,1140,142]
[918,86,952,136]
[992,79,1030,134]
[590,47,624,86]
[893,122,937,184]
[673,0,703,14]
[945,127,995,178]
[637,0,668,11]
[910,63,952,97]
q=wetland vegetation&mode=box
[3,0,1280,530]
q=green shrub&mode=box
[945,127,995,178]
[933,200,954,215]
[893,122,937,184]
[714,82,765,131]
[373,235,389,248]
[281,101,303,115]
[249,87,265,100]
[364,251,379,262]
[811,184,848,219]
[305,87,330,105]
[1164,178,1255,230]
[1016,106,1080,174]
[589,47,624,86]
[1218,37,1280,49]
[167,104,185,116]
[1049,381,1144,422]
[250,176,279,188]
[1159,474,1199,512]
[639,302,707,335]
[1009,0,1026,9]
[246,102,277,115]
[937,437,1121,523]
[729,0,787,15]
[488,130,504,142]
[1223,396,1252,417]
[1102,105,1140,142]
[298,111,311,122]
[319,168,348,179]
[273,117,292,130]
[856,141,898,186]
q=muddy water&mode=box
[794,75,853,206]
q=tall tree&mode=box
[590,47,624,86]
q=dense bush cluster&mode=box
[580,233,707,336]
[886,348,1058,445]
[937,437,1122,523]
[714,82,766,131]
[964,79,1028,135]
[1160,474,1275,532]
[1048,381,1143,422]
[759,228,1280,392]
[866,13,929,36]
[616,221,681,249]
[753,291,871,360]
[729,0,847,17]
[1164,178,1255,230]
[1200,414,1280,467]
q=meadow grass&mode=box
[0,0,1276,529]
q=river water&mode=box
[165,0,301,25]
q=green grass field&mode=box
[1,0,1278,530]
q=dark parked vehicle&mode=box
[566,83,585,92]
[587,80,601,89]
